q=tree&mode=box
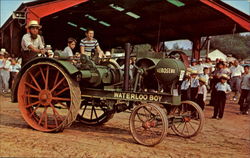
[209,34,250,59]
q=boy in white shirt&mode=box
[212,74,231,119]
[181,75,190,101]
[196,77,207,110]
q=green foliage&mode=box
[210,33,250,59]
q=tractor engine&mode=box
[77,54,186,94]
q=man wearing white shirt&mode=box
[0,52,11,93]
[230,60,244,100]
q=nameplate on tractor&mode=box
[113,92,163,102]
[156,68,176,74]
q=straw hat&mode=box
[199,77,206,83]
[220,74,229,80]
[105,51,111,57]
[191,70,198,75]
[26,20,42,29]
[0,48,6,55]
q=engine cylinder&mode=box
[155,58,186,85]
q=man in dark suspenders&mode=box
[21,20,45,66]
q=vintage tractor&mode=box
[12,44,204,146]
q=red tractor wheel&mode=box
[18,62,81,132]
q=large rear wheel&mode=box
[18,62,81,132]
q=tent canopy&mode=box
[208,49,227,61]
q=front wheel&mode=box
[170,101,205,138]
[129,103,168,146]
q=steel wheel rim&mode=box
[130,103,168,146]
[18,62,78,132]
[171,101,205,138]
[77,100,114,125]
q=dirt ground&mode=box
[0,94,249,158]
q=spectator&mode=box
[209,61,225,106]
[197,77,207,110]
[199,67,209,86]
[190,70,199,102]
[9,58,21,89]
[230,60,244,101]
[0,49,5,92]
[190,59,197,71]
[238,65,250,115]
[0,52,11,93]
[212,74,231,119]
[204,57,213,73]
[180,75,190,101]
[196,58,205,74]
[62,37,76,58]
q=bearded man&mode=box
[21,20,45,66]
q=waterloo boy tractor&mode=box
[12,43,204,146]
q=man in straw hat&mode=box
[21,20,45,66]
[212,74,231,119]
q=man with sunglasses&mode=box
[21,20,45,66]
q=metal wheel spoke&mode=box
[90,106,94,120]
[58,101,68,107]
[50,103,64,121]
[38,107,48,125]
[181,122,187,134]
[81,105,88,117]
[25,94,39,98]
[28,72,41,91]
[24,82,41,92]
[54,87,70,96]
[45,65,49,90]
[187,121,196,132]
[52,97,71,101]
[44,109,48,128]
[26,101,40,108]
[53,71,60,87]
[29,104,41,117]
[50,78,66,93]
[39,67,46,84]
[93,107,99,121]
[176,121,183,129]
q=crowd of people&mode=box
[181,58,250,119]
[0,48,21,94]
[1,20,249,118]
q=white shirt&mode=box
[62,46,73,57]
[241,73,250,90]
[0,59,11,71]
[230,65,244,77]
[199,74,209,85]
[10,64,21,72]
[190,77,199,88]
[21,33,44,51]
[196,64,205,74]
[215,82,231,92]
[181,79,190,90]
[198,84,207,101]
